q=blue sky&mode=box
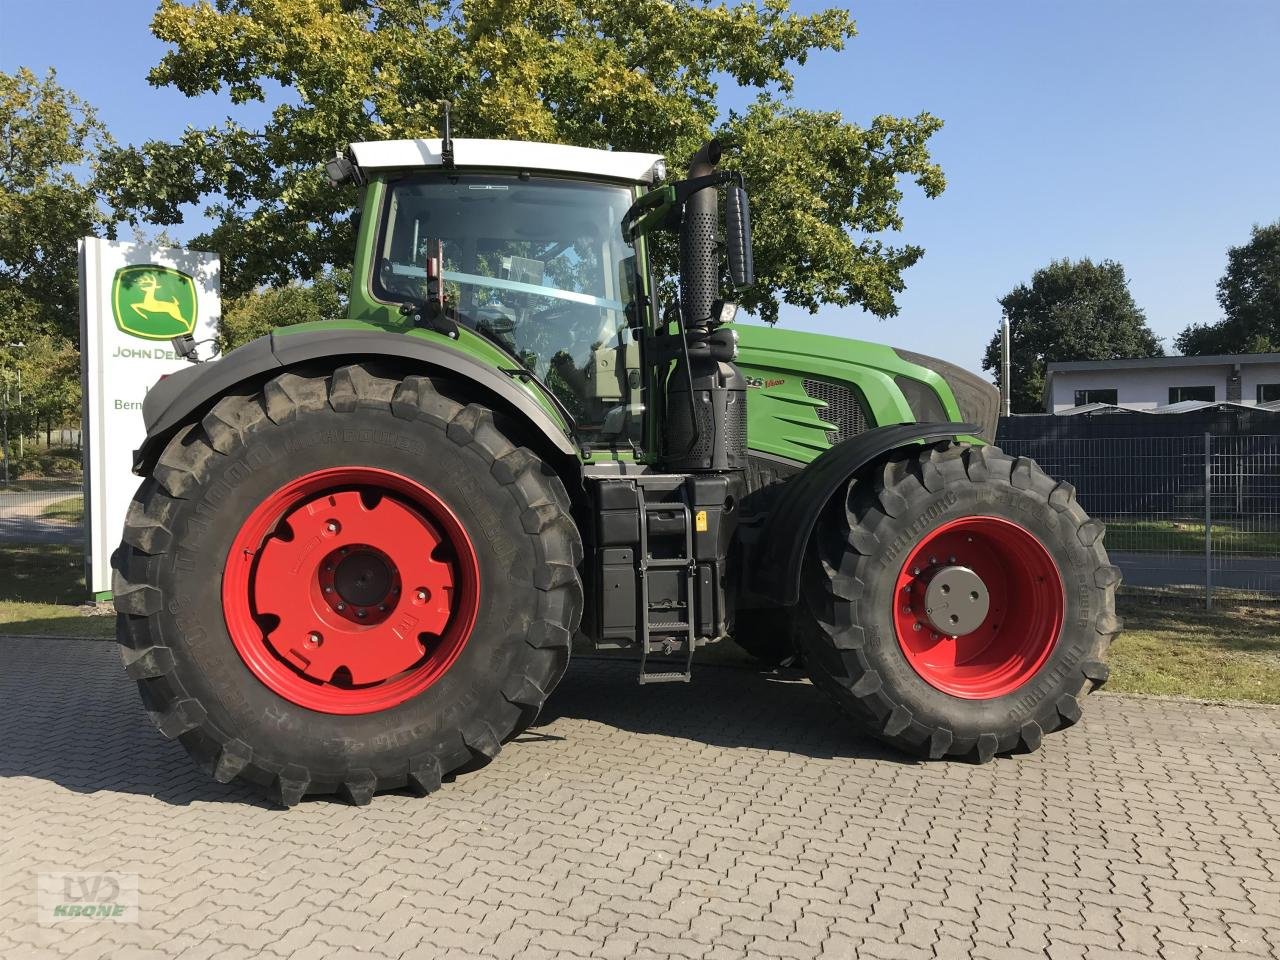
[3,0,1278,374]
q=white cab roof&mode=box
[348,138,664,183]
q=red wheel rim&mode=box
[222,467,480,714]
[893,516,1064,700]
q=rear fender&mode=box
[746,422,980,607]
[133,328,578,474]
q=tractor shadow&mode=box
[0,636,274,808]
[537,653,916,764]
[0,637,913,810]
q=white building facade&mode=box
[1044,354,1280,413]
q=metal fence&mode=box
[0,475,86,605]
[2,435,1277,608]
[998,433,1280,605]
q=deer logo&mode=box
[111,264,199,341]
[131,272,187,325]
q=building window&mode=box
[1168,386,1215,404]
[1258,383,1280,404]
[1073,389,1118,407]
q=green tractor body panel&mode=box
[732,324,965,463]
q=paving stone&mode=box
[1,639,1278,960]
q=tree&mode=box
[982,258,1163,413]
[1176,221,1280,356]
[0,67,114,345]
[9,335,82,443]
[219,271,347,351]
[98,0,945,323]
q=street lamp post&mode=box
[14,365,21,462]
[1,342,24,485]
[1,367,9,486]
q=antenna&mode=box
[440,100,454,170]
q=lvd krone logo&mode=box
[112,265,198,341]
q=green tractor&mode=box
[113,127,1120,806]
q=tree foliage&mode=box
[982,258,1163,414]
[4,335,82,439]
[0,68,113,443]
[1176,221,1280,356]
[99,0,945,322]
[219,271,347,351]
[0,67,114,345]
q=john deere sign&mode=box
[112,265,199,341]
[79,239,220,598]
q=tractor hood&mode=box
[729,324,999,463]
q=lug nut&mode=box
[306,632,322,647]
[378,605,388,612]
[336,602,347,612]
[416,589,429,602]
[326,520,339,534]
[324,585,334,594]
[356,609,367,619]
[912,622,922,632]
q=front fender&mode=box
[134,327,578,473]
[747,422,980,607]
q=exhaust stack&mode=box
[661,140,747,473]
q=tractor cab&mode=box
[337,137,675,451]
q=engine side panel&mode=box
[731,324,994,464]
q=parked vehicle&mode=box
[113,125,1120,805]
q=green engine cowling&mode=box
[730,324,999,466]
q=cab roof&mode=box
[348,138,665,184]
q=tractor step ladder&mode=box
[636,486,697,685]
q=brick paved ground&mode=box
[1,635,1278,960]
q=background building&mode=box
[1043,354,1280,414]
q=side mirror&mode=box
[725,183,754,291]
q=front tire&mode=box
[112,364,582,805]
[797,443,1121,762]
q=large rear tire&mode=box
[796,442,1120,762]
[112,364,582,805]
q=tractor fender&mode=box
[747,422,981,607]
[133,328,578,474]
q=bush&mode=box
[7,447,83,479]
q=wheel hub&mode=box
[892,516,1065,700]
[920,565,989,636]
[222,467,480,715]
[322,545,399,621]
